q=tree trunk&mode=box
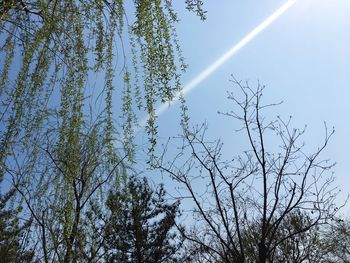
[258,242,267,263]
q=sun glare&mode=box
[139,0,298,128]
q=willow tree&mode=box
[0,0,206,159]
[0,0,205,261]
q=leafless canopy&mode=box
[156,78,341,263]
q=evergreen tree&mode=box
[323,218,350,262]
[104,176,181,263]
[0,187,33,262]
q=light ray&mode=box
[139,0,297,128]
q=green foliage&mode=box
[239,211,326,262]
[0,1,205,261]
[0,188,34,262]
[39,118,125,262]
[104,175,181,262]
[323,218,350,262]
[0,0,205,160]
[185,0,207,20]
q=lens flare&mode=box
[139,0,297,128]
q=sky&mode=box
[140,0,350,213]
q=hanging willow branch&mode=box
[0,0,205,163]
[0,1,206,261]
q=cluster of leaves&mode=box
[0,1,208,262]
[1,171,182,262]
[0,177,33,261]
[0,75,349,261]
[0,0,201,163]
[1,2,349,263]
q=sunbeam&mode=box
[139,0,297,128]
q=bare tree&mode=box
[156,78,342,263]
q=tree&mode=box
[103,175,181,263]
[9,118,128,262]
[0,180,34,262]
[0,0,205,159]
[242,210,326,262]
[0,1,205,261]
[156,78,342,263]
[322,217,350,262]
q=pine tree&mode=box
[0,187,34,262]
[104,176,181,263]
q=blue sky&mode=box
[144,0,350,213]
